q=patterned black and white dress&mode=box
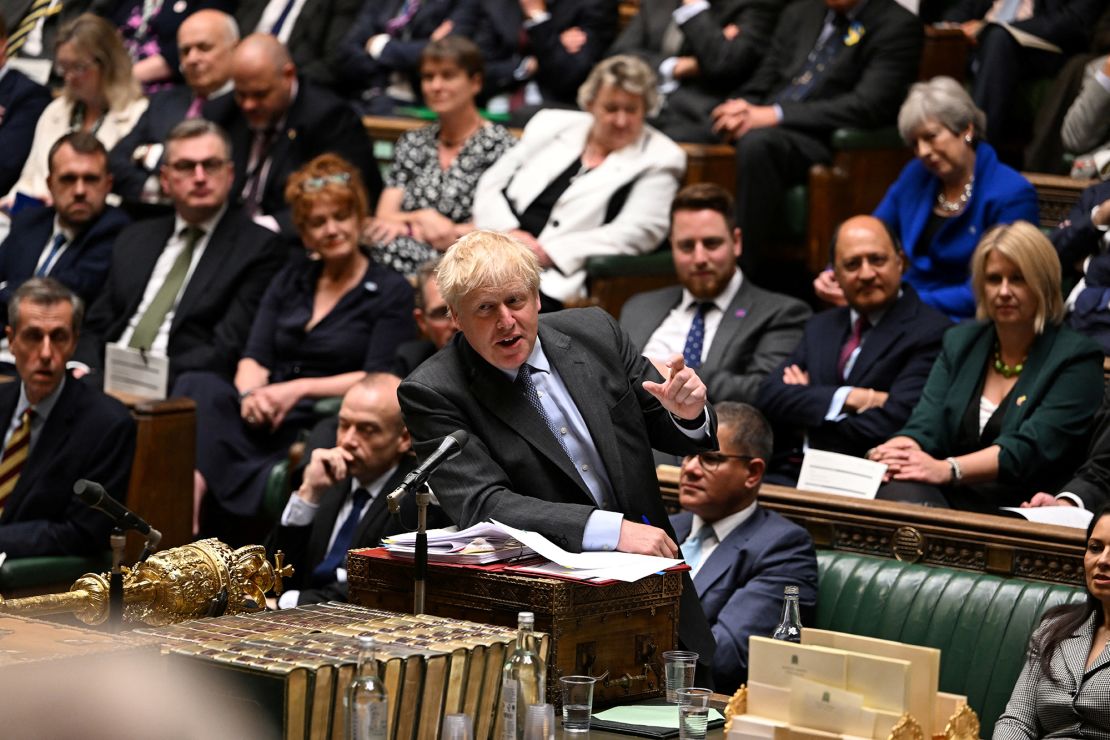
[371,122,516,277]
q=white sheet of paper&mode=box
[1000,506,1094,530]
[797,449,887,499]
[104,344,169,401]
[492,519,682,582]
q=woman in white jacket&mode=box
[472,54,685,308]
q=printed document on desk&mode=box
[492,520,682,582]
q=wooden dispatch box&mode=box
[347,548,680,707]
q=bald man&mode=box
[205,33,381,237]
[757,216,951,483]
[110,10,241,204]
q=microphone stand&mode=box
[413,482,433,615]
[108,527,126,632]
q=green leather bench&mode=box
[815,550,1085,737]
[0,553,111,596]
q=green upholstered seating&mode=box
[815,550,1085,736]
[0,552,111,594]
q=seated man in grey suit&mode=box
[399,229,719,684]
[757,215,950,483]
[621,183,810,408]
[671,401,816,692]
[269,373,448,608]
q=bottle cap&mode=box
[518,611,535,626]
[784,585,799,596]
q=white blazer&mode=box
[473,108,686,302]
[6,94,149,201]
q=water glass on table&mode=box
[662,650,698,702]
[523,703,556,740]
[441,714,473,740]
[559,675,596,732]
[677,688,712,740]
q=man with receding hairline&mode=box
[205,33,381,237]
[110,9,240,204]
[758,215,950,482]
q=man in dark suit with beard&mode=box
[269,372,449,607]
[399,230,719,683]
[206,33,381,238]
[0,133,128,319]
[75,118,285,382]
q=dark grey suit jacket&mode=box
[236,0,362,88]
[399,307,719,675]
[620,276,810,405]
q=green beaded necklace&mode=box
[992,344,1024,379]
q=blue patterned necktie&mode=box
[682,302,713,370]
[311,487,371,585]
[680,526,716,571]
[775,13,849,104]
[35,233,66,277]
[517,364,572,458]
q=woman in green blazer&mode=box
[868,222,1104,512]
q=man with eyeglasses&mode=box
[109,9,240,205]
[74,118,286,383]
[621,183,810,411]
[390,257,457,378]
[671,400,817,692]
[757,215,950,483]
[0,132,128,332]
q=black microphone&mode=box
[73,479,161,547]
[387,430,468,513]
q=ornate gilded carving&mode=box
[722,684,747,734]
[923,540,986,570]
[892,527,924,562]
[887,714,924,740]
[944,703,980,740]
[0,539,290,626]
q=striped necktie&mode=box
[36,233,67,277]
[7,0,61,55]
[0,410,33,511]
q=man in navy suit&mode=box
[269,373,449,607]
[757,216,950,482]
[0,132,129,325]
[0,16,51,196]
[670,401,817,692]
[110,9,240,204]
[0,277,135,558]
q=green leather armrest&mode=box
[831,126,903,150]
[585,250,675,279]
[0,553,111,591]
[262,459,292,523]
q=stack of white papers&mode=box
[382,522,535,564]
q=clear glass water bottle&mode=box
[348,636,388,740]
[500,611,546,740]
[771,585,803,643]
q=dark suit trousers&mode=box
[972,24,1066,163]
[734,126,831,270]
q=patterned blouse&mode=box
[371,122,516,277]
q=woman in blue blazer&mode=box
[815,77,1038,320]
[868,222,1103,512]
